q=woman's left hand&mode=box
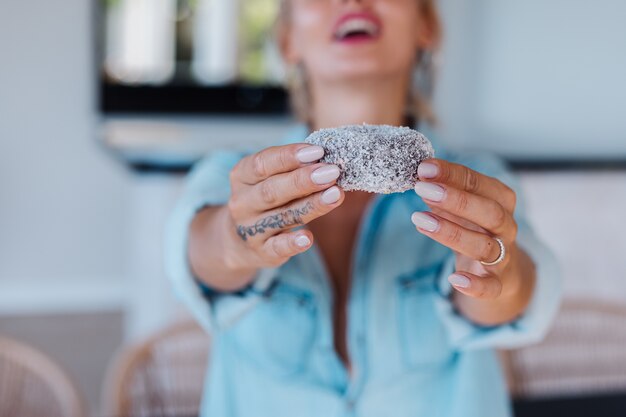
[411,158,528,302]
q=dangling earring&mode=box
[414,49,436,100]
[410,49,439,125]
[287,63,306,94]
[286,62,311,124]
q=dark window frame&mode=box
[94,1,289,115]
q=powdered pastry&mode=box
[305,124,435,194]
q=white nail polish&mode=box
[414,182,445,202]
[449,274,470,288]
[411,212,439,232]
[311,165,340,185]
[295,235,311,248]
[321,186,341,204]
[418,162,439,179]
[296,146,324,163]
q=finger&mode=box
[233,144,325,185]
[417,159,516,212]
[240,162,340,213]
[235,186,345,243]
[261,229,314,266]
[447,272,503,299]
[414,182,517,239]
[411,211,507,267]
[430,206,485,233]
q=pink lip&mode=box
[332,11,382,44]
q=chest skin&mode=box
[306,191,374,369]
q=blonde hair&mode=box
[275,0,441,126]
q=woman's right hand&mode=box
[221,143,345,273]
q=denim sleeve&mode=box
[432,152,562,350]
[164,150,278,333]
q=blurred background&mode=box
[1,0,625,416]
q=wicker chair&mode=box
[101,320,210,417]
[502,299,626,399]
[0,335,87,417]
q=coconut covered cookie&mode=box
[305,124,434,194]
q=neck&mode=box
[309,74,410,131]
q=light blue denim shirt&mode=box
[165,125,561,417]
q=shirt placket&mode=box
[335,194,396,414]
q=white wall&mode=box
[0,0,130,312]
[520,172,626,303]
[435,0,626,159]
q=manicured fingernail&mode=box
[411,212,439,232]
[418,162,439,179]
[321,186,341,204]
[295,235,311,248]
[296,145,324,163]
[449,274,471,288]
[311,165,340,185]
[414,182,445,202]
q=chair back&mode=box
[102,320,210,417]
[503,299,626,398]
[0,335,87,417]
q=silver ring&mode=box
[480,237,506,266]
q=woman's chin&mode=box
[315,64,405,84]
[308,51,411,84]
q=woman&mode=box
[166,0,561,416]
